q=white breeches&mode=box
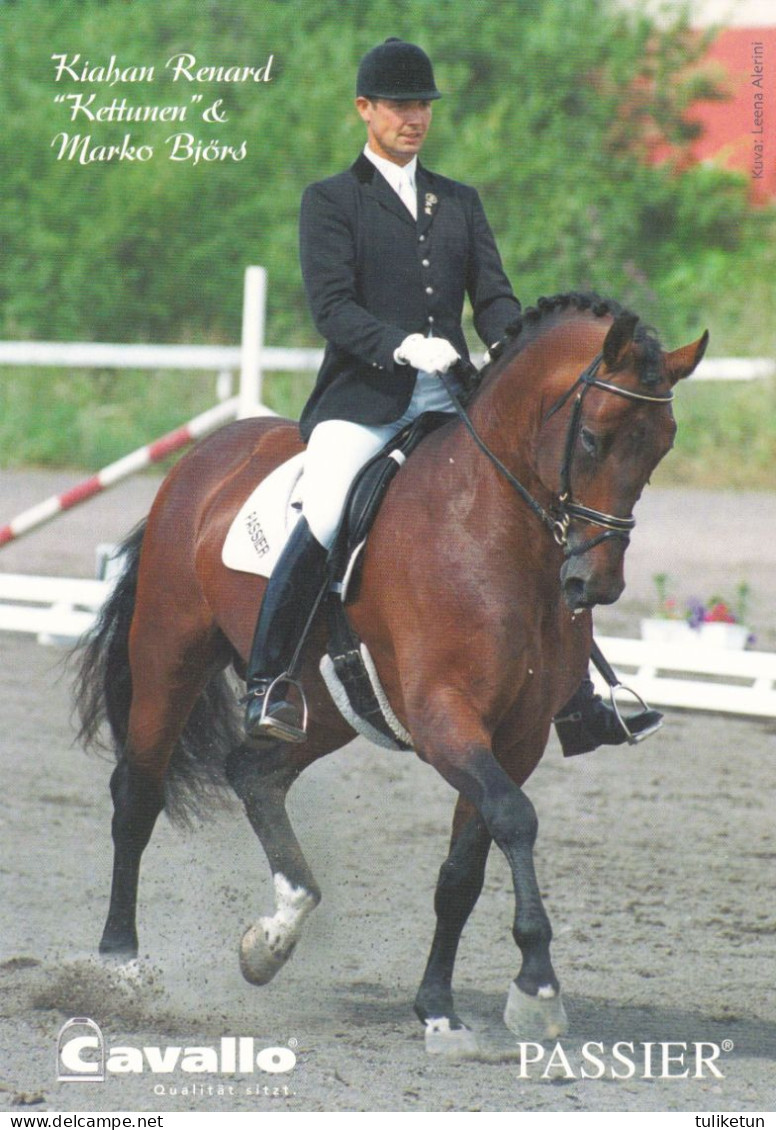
[300,371,460,549]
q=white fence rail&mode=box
[1,266,774,720]
[0,342,769,384]
[593,635,776,719]
[0,574,774,720]
[0,265,323,420]
[0,340,323,374]
[694,357,775,381]
[0,574,106,643]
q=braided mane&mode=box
[494,292,663,387]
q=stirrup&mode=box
[606,681,662,744]
[251,674,309,744]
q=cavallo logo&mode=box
[56,1019,296,1082]
[57,1019,106,1082]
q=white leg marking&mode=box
[239,873,317,986]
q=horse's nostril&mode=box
[562,577,586,611]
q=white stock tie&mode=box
[398,170,417,219]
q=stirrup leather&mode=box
[251,673,309,743]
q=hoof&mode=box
[504,980,568,1040]
[424,1018,480,1058]
[108,958,143,986]
[99,936,138,962]
[84,955,162,1005]
[105,958,161,1000]
[99,951,144,986]
[239,922,297,986]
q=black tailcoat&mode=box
[298,152,521,442]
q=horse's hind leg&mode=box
[225,739,329,985]
[414,796,491,1055]
[100,632,222,960]
[100,758,165,959]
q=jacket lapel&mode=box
[351,152,417,228]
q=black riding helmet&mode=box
[356,37,442,101]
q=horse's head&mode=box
[532,307,708,611]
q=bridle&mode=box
[441,352,674,559]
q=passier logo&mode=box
[515,1040,728,1080]
[57,1019,296,1083]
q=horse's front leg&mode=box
[415,796,491,1054]
[414,706,567,1044]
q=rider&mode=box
[242,37,662,755]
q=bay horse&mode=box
[75,294,707,1053]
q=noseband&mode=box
[443,353,674,559]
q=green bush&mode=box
[1,0,773,482]
[655,372,776,490]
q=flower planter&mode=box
[640,618,750,649]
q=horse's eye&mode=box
[580,427,598,456]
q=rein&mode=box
[441,365,560,539]
[441,354,674,559]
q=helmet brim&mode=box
[359,88,442,101]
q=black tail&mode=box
[73,521,242,824]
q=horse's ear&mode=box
[602,312,640,371]
[663,330,710,385]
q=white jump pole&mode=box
[238,265,267,418]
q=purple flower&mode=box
[686,597,705,630]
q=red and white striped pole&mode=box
[0,397,242,548]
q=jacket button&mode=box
[422,259,430,267]
[425,286,434,295]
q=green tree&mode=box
[0,0,771,357]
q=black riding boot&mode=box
[554,673,663,757]
[244,517,328,743]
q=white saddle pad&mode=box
[222,452,305,578]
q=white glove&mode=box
[394,334,459,374]
[482,340,501,366]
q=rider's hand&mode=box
[394,334,459,375]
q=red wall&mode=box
[681,27,774,203]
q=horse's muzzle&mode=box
[560,559,625,611]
